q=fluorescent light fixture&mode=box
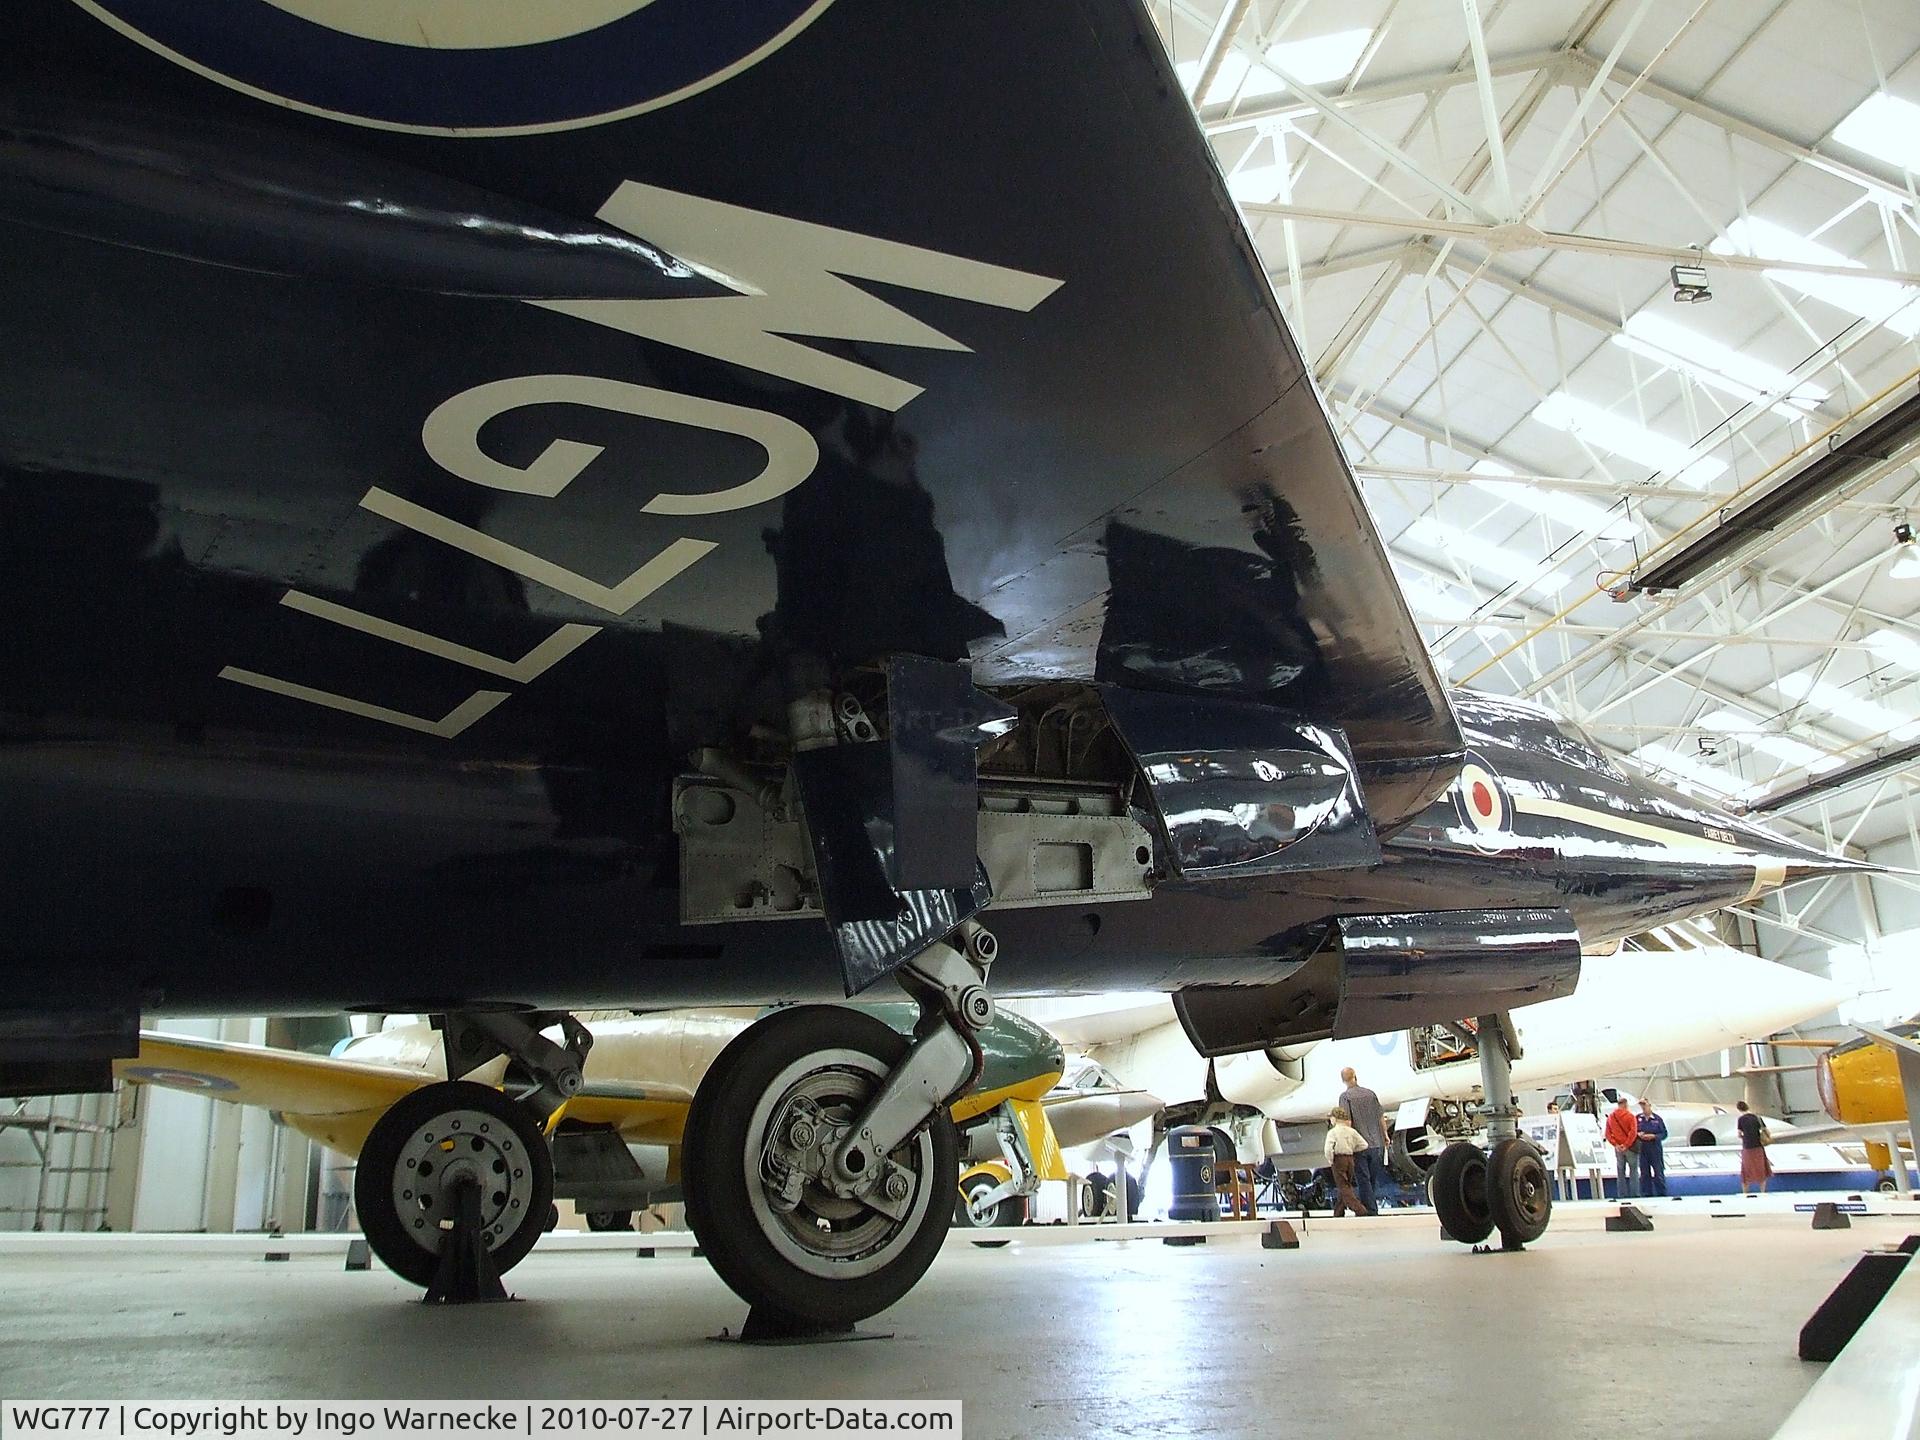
[1711,216,1920,339]
[1468,461,1639,541]
[1175,28,1372,106]
[1697,707,1844,775]
[1833,93,1920,175]
[1631,742,1758,801]
[1774,669,1920,741]
[1403,516,1571,598]
[1865,627,1920,671]
[1530,391,1728,485]
[1613,312,1825,421]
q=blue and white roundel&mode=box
[70,0,837,134]
[121,1065,240,1092]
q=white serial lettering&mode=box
[419,373,818,512]
[359,489,715,616]
[279,590,601,682]
[225,184,1064,737]
[218,667,508,737]
[536,181,1064,410]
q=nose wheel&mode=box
[681,1005,959,1329]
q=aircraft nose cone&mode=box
[1718,805,1881,894]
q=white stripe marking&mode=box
[218,667,508,737]
[280,591,599,682]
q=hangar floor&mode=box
[0,1215,1898,1438]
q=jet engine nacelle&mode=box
[1174,909,1582,1057]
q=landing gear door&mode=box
[1099,688,1381,878]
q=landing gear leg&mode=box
[683,928,996,1336]
[1443,1010,1550,1249]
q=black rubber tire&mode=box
[1430,1141,1494,1245]
[681,1005,958,1326]
[585,1210,635,1232]
[953,1173,1023,1228]
[1487,1137,1552,1245]
[354,1080,554,1288]
[1875,1177,1898,1195]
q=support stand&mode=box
[422,1175,511,1305]
[713,1309,893,1346]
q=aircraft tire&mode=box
[953,1173,1021,1229]
[1430,1141,1494,1245]
[1487,1137,1552,1245]
[354,1080,554,1288]
[681,1005,957,1327]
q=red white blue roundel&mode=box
[1454,757,1509,845]
[70,0,837,135]
[121,1065,240,1092]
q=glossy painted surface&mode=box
[1817,1024,1920,1127]
[0,2,1865,1026]
[1101,689,1380,877]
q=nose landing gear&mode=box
[682,931,996,1334]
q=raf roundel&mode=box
[119,1065,240,1092]
[1454,758,1510,846]
[68,0,837,135]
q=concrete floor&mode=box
[0,1216,1887,1439]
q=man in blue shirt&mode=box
[1636,1098,1668,1197]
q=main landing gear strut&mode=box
[683,925,998,1339]
[354,1012,589,1298]
[1429,1011,1552,1251]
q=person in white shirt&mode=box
[1324,1107,1370,1217]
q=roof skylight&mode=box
[1175,28,1373,106]
[1468,460,1639,541]
[1530,392,1728,485]
[1696,707,1843,775]
[1864,627,1920,672]
[1773,670,1920,741]
[1631,742,1758,801]
[1612,311,1825,421]
[1403,516,1571,599]
[1832,93,1920,175]
[1711,216,1920,339]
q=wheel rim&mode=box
[959,1177,998,1226]
[388,1107,536,1256]
[742,1048,938,1280]
[1460,1154,1491,1223]
[1506,1153,1550,1229]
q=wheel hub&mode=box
[744,1053,935,1279]
[389,1108,535,1253]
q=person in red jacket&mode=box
[1604,1095,1640,1200]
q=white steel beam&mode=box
[1240,202,1920,285]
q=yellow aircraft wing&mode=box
[117,1033,426,1115]
[116,1034,697,1155]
